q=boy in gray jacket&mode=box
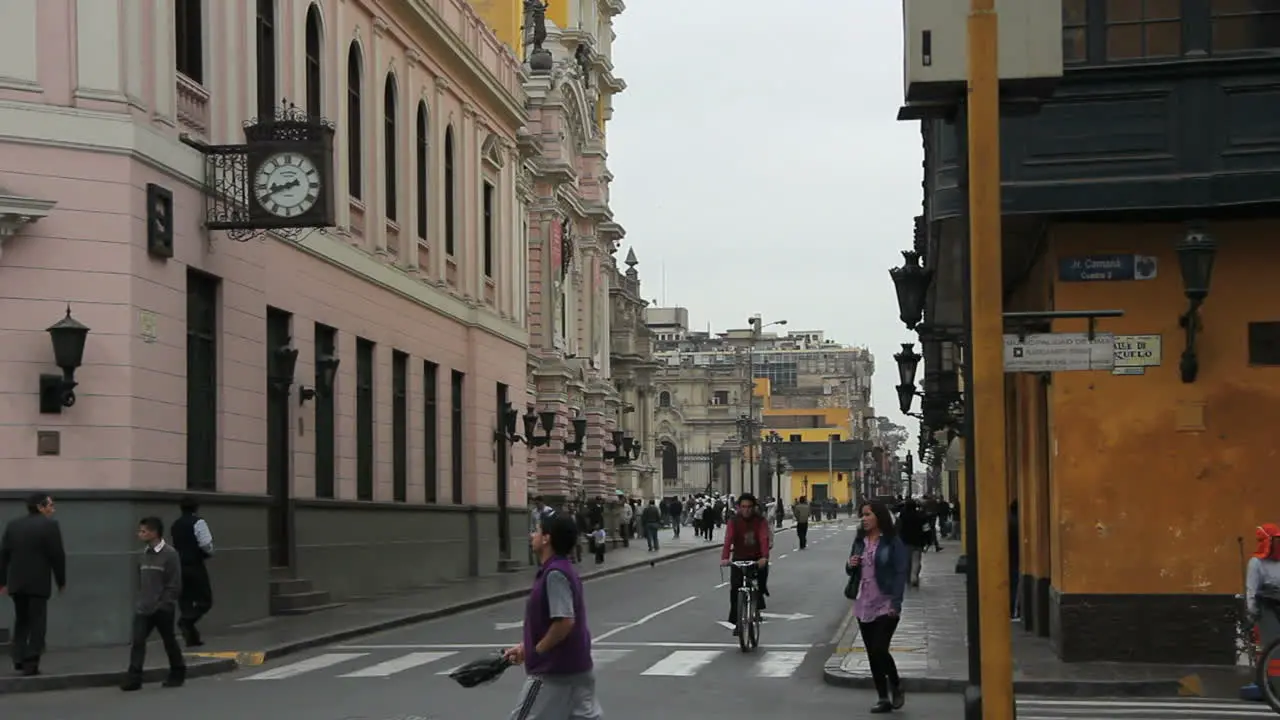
[120,517,186,691]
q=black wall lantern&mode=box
[300,354,340,405]
[607,430,642,464]
[890,250,932,331]
[494,401,522,444]
[1176,227,1217,384]
[893,343,922,416]
[522,407,557,447]
[269,343,300,392]
[563,414,588,455]
[39,307,91,414]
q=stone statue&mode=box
[524,0,548,51]
[574,44,591,88]
[524,0,552,72]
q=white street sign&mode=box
[494,621,523,631]
[1003,333,1114,373]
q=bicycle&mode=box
[1252,598,1280,714]
[728,560,764,652]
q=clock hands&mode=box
[268,178,302,196]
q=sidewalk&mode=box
[2,521,793,695]
[823,546,1251,698]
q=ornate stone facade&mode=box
[650,356,752,498]
[516,3,629,503]
[610,249,660,498]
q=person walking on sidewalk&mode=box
[121,517,186,692]
[895,499,927,588]
[641,500,661,551]
[847,500,909,714]
[0,493,66,677]
[170,497,214,647]
[502,513,601,720]
[792,497,811,550]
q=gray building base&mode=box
[0,491,529,649]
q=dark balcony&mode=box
[925,1,1280,221]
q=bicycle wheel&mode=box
[738,590,753,653]
[748,589,762,649]
[1257,636,1280,714]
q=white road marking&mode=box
[494,621,523,630]
[754,651,807,677]
[240,652,367,680]
[341,641,815,650]
[640,650,721,677]
[338,651,456,678]
[715,621,736,630]
[714,582,728,588]
[592,648,632,666]
[594,595,699,641]
[341,644,506,650]
[778,554,789,559]
[607,641,814,649]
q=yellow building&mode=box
[468,0,620,136]
[753,378,860,505]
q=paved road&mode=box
[2,519,964,719]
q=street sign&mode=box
[1003,333,1115,372]
[1058,254,1158,282]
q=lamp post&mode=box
[746,315,786,499]
[1176,227,1217,384]
[890,251,931,331]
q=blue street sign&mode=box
[1058,254,1158,282]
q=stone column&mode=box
[582,383,608,498]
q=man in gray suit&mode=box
[0,493,67,676]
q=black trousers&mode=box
[179,563,213,626]
[9,593,48,667]
[726,564,768,623]
[796,522,809,549]
[858,615,902,699]
[127,608,186,679]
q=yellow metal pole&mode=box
[966,0,1015,719]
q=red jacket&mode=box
[721,514,770,561]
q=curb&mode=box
[2,528,793,694]
[0,656,236,696]
[820,606,1199,698]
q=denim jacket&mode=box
[846,534,909,613]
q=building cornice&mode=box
[0,191,56,259]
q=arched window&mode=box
[444,126,455,256]
[658,391,671,407]
[304,5,322,118]
[383,73,397,221]
[346,42,362,200]
[661,441,678,480]
[416,102,428,240]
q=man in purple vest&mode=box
[503,513,602,720]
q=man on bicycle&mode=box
[720,493,770,635]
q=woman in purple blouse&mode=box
[846,500,909,713]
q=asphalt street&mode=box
[3,519,1269,720]
[2,520,950,719]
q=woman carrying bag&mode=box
[845,500,910,714]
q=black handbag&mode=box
[843,539,864,600]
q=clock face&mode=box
[253,152,321,218]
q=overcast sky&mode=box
[606,1,921,447]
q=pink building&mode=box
[0,0,530,649]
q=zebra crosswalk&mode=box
[1017,697,1275,719]
[236,644,815,682]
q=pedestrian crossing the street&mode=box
[1016,697,1275,719]
[236,644,815,683]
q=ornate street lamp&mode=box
[522,408,557,447]
[301,353,341,405]
[894,343,922,416]
[1176,227,1218,383]
[39,307,91,414]
[890,250,932,331]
